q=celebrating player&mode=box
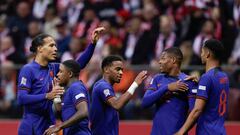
[17,27,105,135]
[90,55,147,135]
[44,60,91,135]
[175,39,229,135]
[142,47,198,135]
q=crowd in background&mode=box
[0,0,240,120]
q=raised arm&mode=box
[76,27,105,69]
[107,71,147,111]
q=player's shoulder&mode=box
[69,81,87,91]
[20,62,36,73]
[94,79,112,91]
[152,73,165,80]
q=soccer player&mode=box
[141,47,198,135]
[175,39,229,135]
[17,27,105,135]
[44,60,91,135]
[90,55,147,135]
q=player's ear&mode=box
[172,57,177,64]
[206,49,211,58]
[69,71,73,78]
[37,46,42,53]
[103,66,109,74]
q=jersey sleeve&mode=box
[70,86,88,106]
[98,84,115,102]
[142,76,168,108]
[197,74,211,100]
[18,66,32,91]
[76,43,95,69]
[186,81,198,110]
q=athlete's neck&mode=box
[103,75,114,85]
[67,78,79,87]
[35,54,49,66]
[168,66,181,77]
[205,59,220,72]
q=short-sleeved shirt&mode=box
[18,61,59,135]
[196,67,229,135]
[62,80,91,135]
[144,73,198,135]
[90,79,119,135]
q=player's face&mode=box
[39,37,58,61]
[108,61,123,83]
[57,64,70,86]
[158,52,173,73]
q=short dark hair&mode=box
[163,47,183,66]
[62,60,81,77]
[203,39,224,60]
[30,34,51,53]
[101,55,123,70]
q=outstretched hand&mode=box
[184,75,199,82]
[134,70,148,85]
[92,27,105,45]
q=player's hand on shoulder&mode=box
[91,26,105,45]
[46,78,64,100]
[184,75,199,82]
[44,125,60,135]
[134,70,148,85]
[168,80,188,92]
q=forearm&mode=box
[54,102,62,112]
[114,92,132,110]
[17,90,46,105]
[76,43,95,69]
[179,108,202,134]
[141,85,168,108]
[60,111,88,129]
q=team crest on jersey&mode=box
[50,71,54,77]
[21,77,27,85]
[75,93,85,99]
[103,89,111,97]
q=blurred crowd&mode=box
[0,0,240,119]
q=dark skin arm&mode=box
[44,101,88,135]
[174,98,206,135]
[107,71,147,111]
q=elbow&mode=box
[193,108,203,117]
[82,109,89,118]
[111,102,122,111]
[112,104,121,111]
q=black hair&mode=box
[203,39,224,61]
[30,34,51,53]
[62,60,81,77]
[101,55,123,71]
[163,47,183,66]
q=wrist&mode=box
[127,82,138,95]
